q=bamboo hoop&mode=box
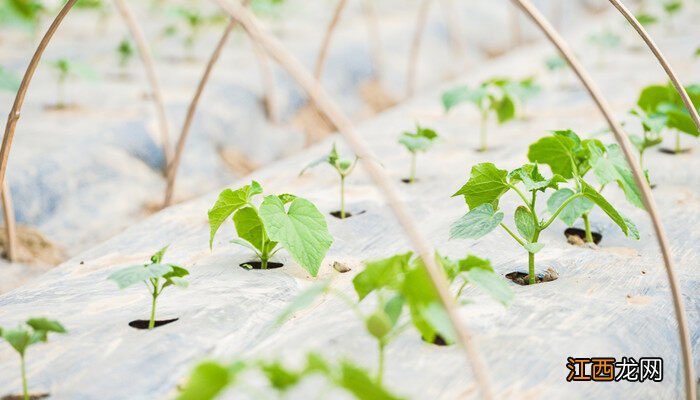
[0,0,78,262]
[1,183,17,261]
[164,19,238,207]
[607,0,700,131]
[511,1,696,399]
[213,1,495,398]
[314,0,349,80]
[361,0,386,81]
[249,31,278,123]
[405,0,433,98]
[113,0,173,169]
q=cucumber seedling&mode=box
[528,130,642,245]
[1,317,66,400]
[46,58,98,109]
[116,38,134,73]
[300,143,358,219]
[208,181,333,276]
[398,125,438,184]
[109,246,189,330]
[451,157,638,285]
[441,77,518,152]
[634,83,700,154]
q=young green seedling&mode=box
[116,38,134,72]
[1,0,44,33]
[46,58,98,108]
[177,353,401,400]
[634,12,658,27]
[398,125,438,184]
[208,181,333,276]
[628,107,664,175]
[451,156,638,285]
[0,317,66,400]
[662,0,682,29]
[442,78,518,152]
[634,83,700,154]
[0,66,21,92]
[108,246,189,330]
[300,143,358,218]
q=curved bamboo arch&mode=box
[1,183,17,261]
[314,0,348,80]
[511,1,696,399]
[607,0,700,131]
[405,0,433,97]
[113,0,173,168]
[213,0,495,398]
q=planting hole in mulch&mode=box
[565,228,602,246]
[239,261,284,270]
[659,147,692,155]
[421,334,450,346]
[2,394,49,400]
[506,268,559,286]
[330,210,366,219]
[129,318,179,330]
[401,178,418,184]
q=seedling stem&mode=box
[340,175,346,219]
[376,339,386,384]
[480,108,489,152]
[582,213,594,243]
[21,354,28,400]
[409,153,417,183]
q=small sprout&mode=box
[663,0,682,17]
[544,55,567,72]
[441,77,520,152]
[1,317,66,400]
[634,83,700,155]
[300,143,358,219]
[398,124,438,183]
[0,66,21,92]
[208,181,333,276]
[46,58,99,108]
[635,12,658,27]
[116,38,134,71]
[108,245,189,330]
[451,144,639,285]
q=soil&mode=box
[239,261,284,270]
[0,225,64,266]
[659,147,692,155]
[330,210,365,219]
[129,318,179,330]
[1,394,49,400]
[565,228,602,246]
[44,103,81,112]
[506,268,559,286]
[332,261,351,273]
[358,79,397,113]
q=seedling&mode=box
[0,0,44,32]
[398,125,438,184]
[300,143,358,219]
[694,47,700,59]
[1,317,66,400]
[451,154,638,285]
[441,77,518,152]
[177,354,401,400]
[628,108,664,174]
[528,130,642,245]
[662,0,682,29]
[46,58,98,108]
[208,181,333,276]
[634,83,700,154]
[116,38,134,72]
[0,66,21,92]
[108,246,189,330]
[634,12,658,27]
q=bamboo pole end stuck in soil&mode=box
[511,1,696,399]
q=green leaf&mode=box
[398,125,439,153]
[523,242,545,254]
[260,361,302,391]
[452,163,510,209]
[275,281,331,325]
[509,164,565,193]
[464,268,513,306]
[527,133,578,178]
[354,253,411,300]
[580,181,631,237]
[150,245,169,264]
[494,94,515,124]
[588,143,644,209]
[637,85,672,113]
[441,85,487,112]
[624,217,640,240]
[233,206,268,252]
[383,295,405,327]
[2,328,31,355]
[457,255,493,273]
[514,206,536,241]
[401,263,455,345]
[177,361,235,400]
[0,66,20,92]
[450,204,504,240]
[546,188,594,226]
[208,183,261,249]
[26,318,66,334]
[635,13,657,26]
[108,263,173,289]
[259,196,333,277]
[337,361,404,400]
